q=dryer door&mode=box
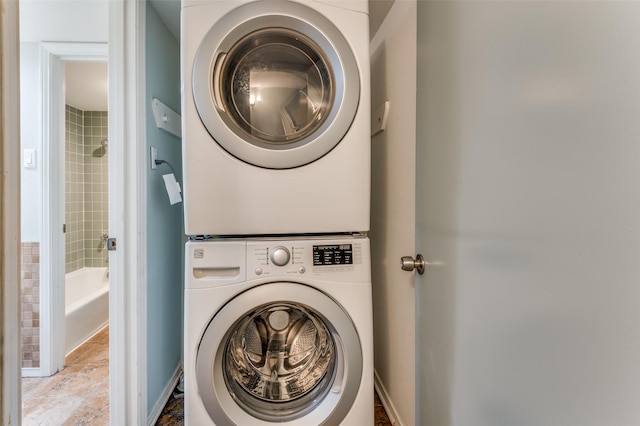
[195,282,363,425]
[192,0,360,169]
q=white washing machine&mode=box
[184,235,373,425]
[181,0,371,236]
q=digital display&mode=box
[313,244,353,266]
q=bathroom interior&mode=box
[62,62,110,357]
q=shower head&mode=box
[100,139,108,148]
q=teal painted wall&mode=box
[145,2,184,417]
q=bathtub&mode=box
[65,267,109,355]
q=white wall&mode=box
[20,42,42,241]
[369,1,416,424]
[19,0,108,42]
[19,0,108,242]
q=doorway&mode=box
[11,1,145,423]
[19,43,111,423]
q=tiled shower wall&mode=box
[21,242,40,368]
[65,106,109,273]
[82,110,109,267]
[65,105,85,272]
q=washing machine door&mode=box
[195,282,363,425]
[192,0,360,169]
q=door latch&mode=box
[107,238,117,251]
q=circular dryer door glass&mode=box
[219,28,334,146]
[224,302,336,418]
[192,1,361,169]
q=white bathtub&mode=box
[65,267,109,355]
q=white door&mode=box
[415,2,640,425]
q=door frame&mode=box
[38,41,109,378]
[1,0,21,422]
[108,0,147,423]
[34,1,147,423]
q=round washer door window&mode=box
[196,283,363,425]
[192,0,360,169]
[225,302,336,414]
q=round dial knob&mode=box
[270,246,291,266]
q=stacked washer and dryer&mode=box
[181,0,372,424]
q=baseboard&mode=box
[374,369,403,426]
[21,367,43,378]
[147,363,183,426]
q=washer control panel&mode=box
[312,244,353,266]
[246,238,367,278]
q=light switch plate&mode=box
[23,149,36,168]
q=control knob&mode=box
[270,246,291,266]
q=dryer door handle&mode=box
[212,52,227,112]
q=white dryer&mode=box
[184,235,373,425]
[181,0,370,236]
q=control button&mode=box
[298,266,306,274]
[255,268,263,276]
[270,246,291,267]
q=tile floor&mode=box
[22,326,109,425]
[22,326,393,425]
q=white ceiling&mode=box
[65,61,108,111]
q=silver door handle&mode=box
[401,254,427,275]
